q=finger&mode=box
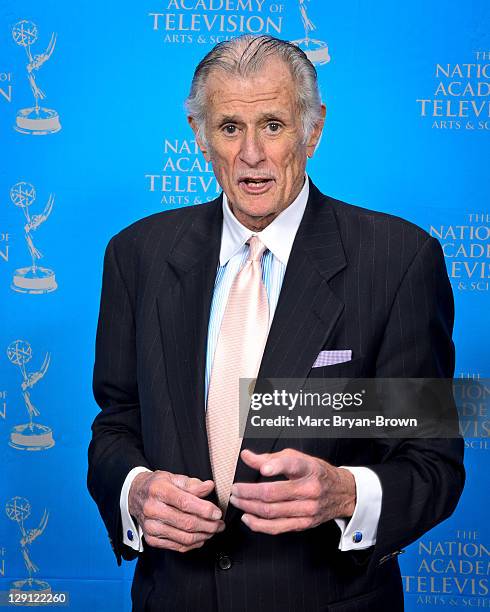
[239,449,275,471]
[240,449,310,479]
[191,480,216,498]
[144,519,214,547]
[155,483,222,521]
[230,480,302,503]
[144,535,205,553]
[241,513,313,535]
[229,495,317,519]
[148,503,225,535]
[169,475,215,497]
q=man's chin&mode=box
[228,189,277,218]
[233,199,277,220]
[231,203,280,231]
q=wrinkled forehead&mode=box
[203,59,299,117]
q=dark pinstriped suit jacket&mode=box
[88,178,464,612]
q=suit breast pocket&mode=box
[308,356,365,379]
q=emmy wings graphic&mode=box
[5,497,51,598]
[6,340,55,451]
[11,20,61,135]
[9,181,57,294]
[291,0,331,66]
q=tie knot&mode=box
[247,236,267,262]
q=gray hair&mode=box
[185,34,323,145]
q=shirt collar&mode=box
[220,175,310,266]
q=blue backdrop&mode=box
[1,0,488,610]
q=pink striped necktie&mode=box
[206,236,270,510]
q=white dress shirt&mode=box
[120,176,382,553]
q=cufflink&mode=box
[352,531,363,543]
[127,529,134,541]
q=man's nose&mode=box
[239,131,266,166]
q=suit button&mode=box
[217,553,232,570]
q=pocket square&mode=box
[312,350,352,368]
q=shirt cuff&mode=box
[120,466,152,552]
[334,466,382,551]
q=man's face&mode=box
[190,57,325,231]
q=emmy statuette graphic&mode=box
[5,497,51,601]
[10,181,57,294]
[291,0,331,66]
[7,340,55,451]
[11,20,61,135]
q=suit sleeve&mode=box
[364,235,465,571]
[87,235,151,565]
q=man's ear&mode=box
[306,104,326,159]
[188,116,211,162]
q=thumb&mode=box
[240,449,274,472]
[241,448,308,478]
[170,474,215,496]
[189,479,216,498]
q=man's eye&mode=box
[267,122,281,132]
[223,125,237,135]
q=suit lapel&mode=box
[259,183,347,382]
[228,181,347,518]
[156,199,223,483]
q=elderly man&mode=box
[88,35,464,611]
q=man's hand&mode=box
[128,471,225,552]
[230,449,356,535]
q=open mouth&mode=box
[238,177,275,194]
